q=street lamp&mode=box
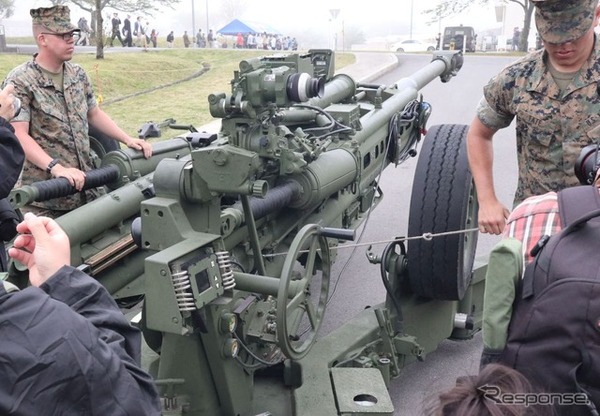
[206,0,209,33]
[191,0,196,36]
[410,0,414,39]
[329,9,340,50]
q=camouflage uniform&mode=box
[477,36,600,204]
[5,57,104,214]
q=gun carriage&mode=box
[7,49,484,415]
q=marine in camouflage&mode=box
[477,36,600,204]
[5,57,105,214]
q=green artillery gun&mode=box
[7,49,483,415]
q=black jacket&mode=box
[0,117,24,200]
[0,266,162,415]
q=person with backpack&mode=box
[482,143,600,415]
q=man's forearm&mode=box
[12,122,56,171]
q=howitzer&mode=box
[7,49,483,415]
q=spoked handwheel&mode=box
[276,224,332,360]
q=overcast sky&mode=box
[3,0,525,44]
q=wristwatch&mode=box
[46,158,60,173]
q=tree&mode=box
[342,24,366,51]
[0,0,15,20]
[50,0,182,58]
[424,0,535,52]
[219,0,248,24]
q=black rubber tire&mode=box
[407,124,478,301]
[396,48,405,53]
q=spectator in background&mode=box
[183,31,190,48]
[236,32,244,48]
[166,31,174,48]
[512,26,521,51]
[76,16,90,46]
[196,29,206,48]
[143,21,151,47]
[134,16,144,47]
[247,32,256,49]
[150,29,158,48]
[122,14,132,47]
[207,29,215,48]
[109,12,124,47]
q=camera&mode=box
[574,143,600,185]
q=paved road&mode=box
[319,53,520,415]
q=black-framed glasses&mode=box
[41,31,80,41]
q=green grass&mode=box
[1,45,355,138]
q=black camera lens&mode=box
[575,143,600,185]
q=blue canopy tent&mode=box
[217,19,281,36]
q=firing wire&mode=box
[261,227,481,259]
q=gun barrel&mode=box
[307,74,356,108]
[9,138,192,209]
[56,174,155,248]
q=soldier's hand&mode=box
[477,199,510,235]
[126,137,152,159]
[0,84,17,121]
[8,212,71,287]
[51,164,87,191]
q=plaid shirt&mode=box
[502,191,562,265]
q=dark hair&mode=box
[425,364,553,416]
